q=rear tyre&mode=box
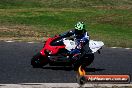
[31,53,48,68]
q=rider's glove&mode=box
[76,44,82,49]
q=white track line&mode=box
[27,42,35,44]
[0,83,132,88]
[5,41,15,43]
[2,40,132,50]
[111,47,120,48]
[125,48,131,50]
[110,47,131,50]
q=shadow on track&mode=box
[42,66,105,72]
[42,66,73,71]
[85,68,105,72]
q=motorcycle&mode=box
[31,35,104,70]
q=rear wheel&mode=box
[31,53,48,68]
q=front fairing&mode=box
[40,36,65,56]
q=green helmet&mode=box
[75,22,85,30]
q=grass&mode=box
[0,0,132,47]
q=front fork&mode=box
[40,49,47,56]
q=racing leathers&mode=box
[60,29,90,57]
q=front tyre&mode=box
[31,53,48,68]
[73,54,94,71]
[81,54,94,68]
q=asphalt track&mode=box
[0,41,132,84]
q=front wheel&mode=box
[73,54,94,71]
[31,53,48,68]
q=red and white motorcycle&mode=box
[31,35,104,70]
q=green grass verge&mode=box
[0,0,132,47]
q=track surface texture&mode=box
[0,42,132,84]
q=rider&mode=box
[60,22,90,58]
